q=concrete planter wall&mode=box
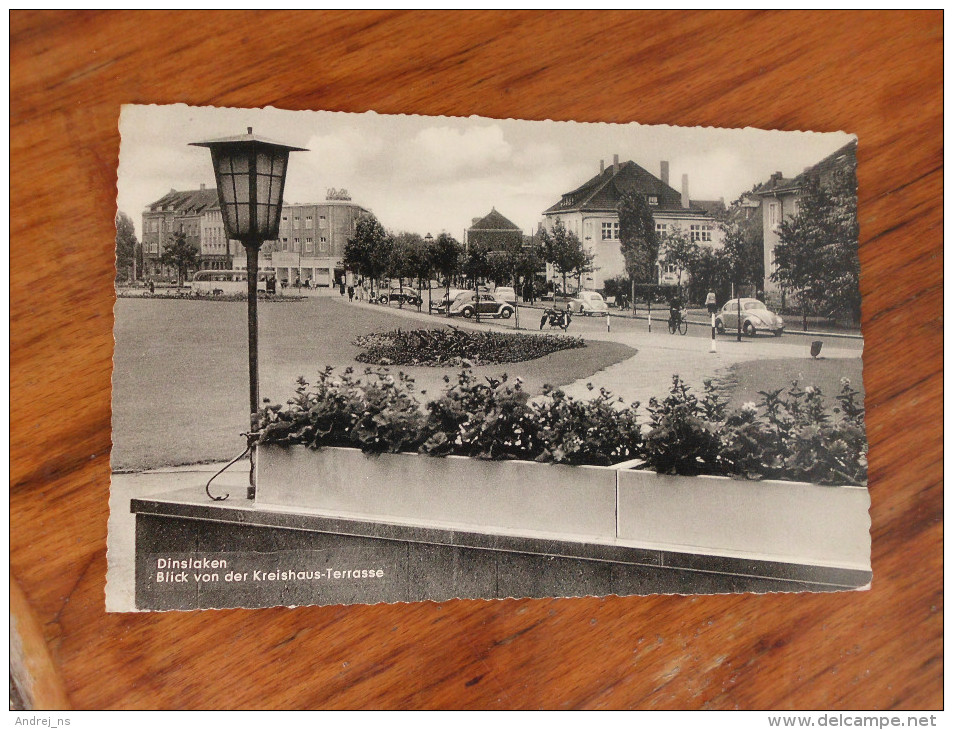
[616,470,871,572]
[255,445,870,571]
[255,445,618,540]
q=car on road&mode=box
[715,298,784,337]
[494,286,517,305]
[430,288,468,314]
[449,292,515,319]
[569,290,609,316]
[378,288,422,307]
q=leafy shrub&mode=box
[354,327,585,367]
[533,384,642,466]
[254,367,427,454]
[642,376,724,476]
[252,368,867,485]
[420,371,541,460]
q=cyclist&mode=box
[668,294,683,332]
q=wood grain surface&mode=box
[10,10,942,710]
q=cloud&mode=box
[398,124,512,179]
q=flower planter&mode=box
[254,445,619,540]
[254,445,870,572]
[616,469,871,572]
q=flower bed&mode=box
[354,327,586,367]
[254,368,867,485]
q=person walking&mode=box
[706,289,718,316]
[339,280,346,297]
[347,284,355,302]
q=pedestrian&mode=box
[339,280,346,296]
[706,289,717,316]
[348,285,355,302]
[149,279,155,294]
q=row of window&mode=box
[280,214,327,229]
[279,236,329,253]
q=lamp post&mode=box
[191,128,307,499]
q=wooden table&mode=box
[10,10,942,710]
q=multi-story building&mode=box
[232,192,372,288]
[143,186,372,287]
[541,155,724,290]
[142,186,222,280]
[752,139,857,294]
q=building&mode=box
[465,208,524,251]
[142,185,228,280]
[232,191,372,288]
[541,155,724,289]
[143,186,372,287]
[752,139,857,294]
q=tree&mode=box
[462,240,492,322]
[429,233,463,314]
[513,242,544,303]
[719,193,764,299]
[344,214,391,298]
[388,232,427,309]
[159,231,198,286]
[537,220,586,307]
[618,191,659,285]
[115,211,139,283]
[573,246,597,291]
[658,226,699,295]
[772,168,860,322]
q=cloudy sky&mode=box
[118,104,854,240]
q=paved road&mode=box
[351,299,864,411]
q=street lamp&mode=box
[191,127,307,499]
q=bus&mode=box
[190,270,280,296]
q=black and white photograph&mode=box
[109,103,869,612]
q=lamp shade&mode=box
[190,128,307,243]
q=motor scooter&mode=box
[540,307,572,331]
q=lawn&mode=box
[718,356,866,412]
[112,297,636,471]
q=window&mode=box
[293,237,300,252]
[690,225,701,242]
[319,215,327,227]
[647,196,658,206]
[655,223,667,235]
[305,237,314,252]
[768,201,781,230]
[701,225,712,242]
[282,215,288,222]
[319,236,328,252]
[601,221,619,240]
[294,216,300,228]
[281,237,289,252]
[305,216,313,228]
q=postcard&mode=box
[109,104,868,611]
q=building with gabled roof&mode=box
[752,139,857,294]
[141,185,234,279]
[465,208,524,251]
[541,155,723,289]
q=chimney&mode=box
[613,154,620,174]
[599,159,604,174]
[681,174,690,209]
[200,183,206,191]
[660,161,670,186]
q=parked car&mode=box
[449,292,515,319]
[715,298,784,337]
[378,287,422,307]
[569,290,609,316]
[430,288,468,314]
[494,286,517,305]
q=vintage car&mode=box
[569,290,609,316]
[715,298,784,337]
[449,292,515,319]
[493,286,518,305]
[377,288,422,307]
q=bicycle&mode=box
[668,308,688,335]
